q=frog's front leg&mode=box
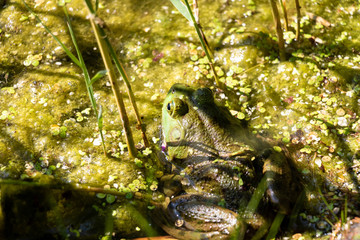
[160,194,244,240]
[262,149,293,214]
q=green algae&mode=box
[0,0,360,239]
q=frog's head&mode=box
[161,84,226,162]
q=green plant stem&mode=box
[104,210,114,239]
[87,13,137,158]
[63,6,106,154]
[269,0,286,61]
[279,0,288,31]
[84,0,149,148]
[318,188,339,222]
[344,195,348,221]
[246,175,269,240]
[183,0,221,87]
[23,1,107,154]
[342,195,348,226]
[324,216,334,227]
[125,204,159,237]
[288,189,305,229]
[266,212,285,240]
[103,37,149,148]
[295,0,301,41]
[247,175,267,213]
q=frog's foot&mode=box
[159,194,244,240]
[262,150,293,214]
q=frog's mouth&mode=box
[164,140,219,160]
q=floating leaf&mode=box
[106,194,116,204]
[59,126,67,138]
[273,146,282,152]
[96,193,106,199]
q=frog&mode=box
[158,83,296,239]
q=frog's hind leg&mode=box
[157,194,244,240]
[262,150,293,215]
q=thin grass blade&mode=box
[90,70,108,85]
[84,0,150,149]
[318,188,339,222]
[22,1,81,67]
[182,0,220,86]
[345,195,348,221]
[23,0,106,152]
[63,5,106,153]
[97,105,103,129]
[95,0,99,12]
[84,0,137,157]
[169,0,192,22]
[247,174,267,213]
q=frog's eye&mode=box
[193,87,214,104]
[166,98,189,118]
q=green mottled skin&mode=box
[160,84,294,239]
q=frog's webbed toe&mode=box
[159,194,244,240]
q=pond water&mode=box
[0,0,360,239]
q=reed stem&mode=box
[318,188,339,222]
[23,1,109,154]
[84,0,149,148]
[183,0,221,87]
[295,0,301,41]
[63,6,107,155]
[279,0,288,31]
[85,2,137,157]
[265,212,285,240]
[269,0,286,61]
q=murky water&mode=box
[0,0,360,239]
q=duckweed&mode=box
[273,146,282,152]
[96,193,106,199]
[142,148,152,156]
[0,109,15,120]
[134,158,143,168]
[2,87,15,94]
[23,54,42,67]
[106,194,116,204]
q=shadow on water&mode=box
[1,183,106,240]
[0,123,159,239]
[0,126,34,176]
[0,65,24,88]
[327,64,360,191]
[0,127,100,239]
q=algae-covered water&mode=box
[0,0,360,239]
